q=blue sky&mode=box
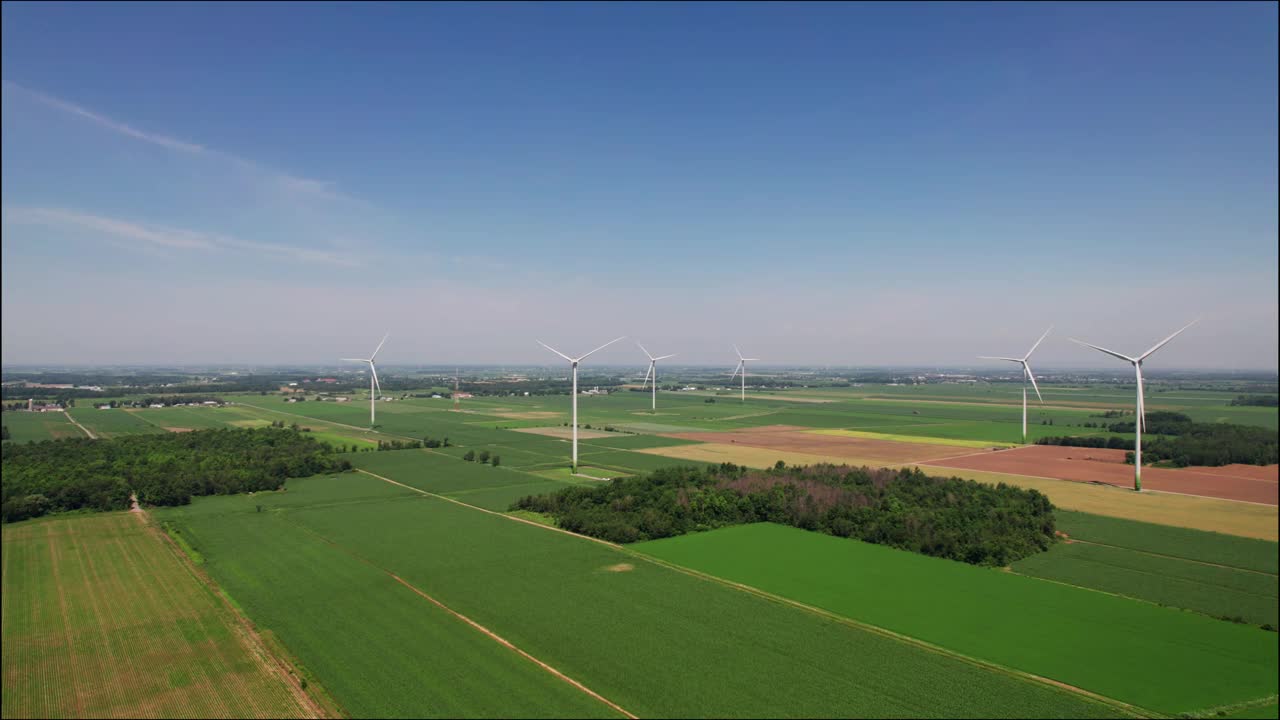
[2,1,1276,368]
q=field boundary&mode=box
[146,511,337,719]
[1062,538,1279,576]
[273,502,635,719]
[63,410,97,439]
[354,469,1149,718]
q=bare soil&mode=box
[928,445,1278,505]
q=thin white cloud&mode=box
[2,206,361,267]
[2,79,357,204]
[4,80,206,155]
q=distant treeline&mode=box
[460,378,622,396]
[0,387,109,402]
[1230,394,1279,407]
[1036,436,1134,450]
[514,463,1056,567]
[1,427,351,523]
[114,395,226,408]
[1104,411,1193,435]
[1037,410,1276,467]
[1141,424,1277,467]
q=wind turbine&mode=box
[979,327,1052,444]
[637,342,676,412]
[729,345,760,403]
[341,332,389,427]
[1070,320,1198,492]
[537,336,626,470]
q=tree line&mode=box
[1036,410,1276,467]
[1230,394,1279,407]
[514,462,1056,566]
[1,427,352,523]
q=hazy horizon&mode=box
[3,3,1276,369]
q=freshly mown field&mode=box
[159,471,1122,719]
[636,522,1278,717]
[2,411,84,442]
[1,512,315,719]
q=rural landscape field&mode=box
[3,2,1278,719]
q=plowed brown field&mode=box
[927,445,1278,505]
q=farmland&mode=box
[6,378,1278,718]
[1,512,315,719]
[157,471,1123,718]
[1011,510,1280,627]
[1,411,84,442]
[635,522,1279,716]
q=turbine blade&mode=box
[578,336,626,362]
[1069,338,1135,364]
[742,358,760,362]
[729,361,743,380]
[1024,362,1043,403]
[1139,319,1198,361]
[636,341,654,361]
[641,364,653,390]
[1023,326,1053,360]
[370,332,390,360]
[370,363,381,397]
[654,354,676,361]
[733,344,744,360]
[978,356,1023,363]
[340,358,367,363]
[536,341,573,362]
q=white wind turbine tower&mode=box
[1071,320,1198,492]
[729,345,760,403]
[979,327,1052,444]
[537,336,626,470]
[341,332,389,427]
[637,342,676,413]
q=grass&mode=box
[635,522,1279,716]
[154,490,616,719]
[1,512,312,719]
[3,411,86,442]
[917,465,1279,541]
[67,407,165,437]
[283,475,1123,718]
[1012,541,1278,627]
[1054,510,1279,575]
[1222,700,1280,718]
[162,470,1123,718]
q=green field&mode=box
[1,512,313,718]
[1,411,83,442]
[1012,540,1279,627]
[1055,510,1279,574]
[157,471,1122,718]
[636,523,1278,716]
[67,407,165,437]
[1011,511,1280,627]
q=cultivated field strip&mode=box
[320,470,1122,717]
[1,513,313,719]
[635,523,1279,717]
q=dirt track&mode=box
[927,445,1279,505]
[663,425,979,464]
